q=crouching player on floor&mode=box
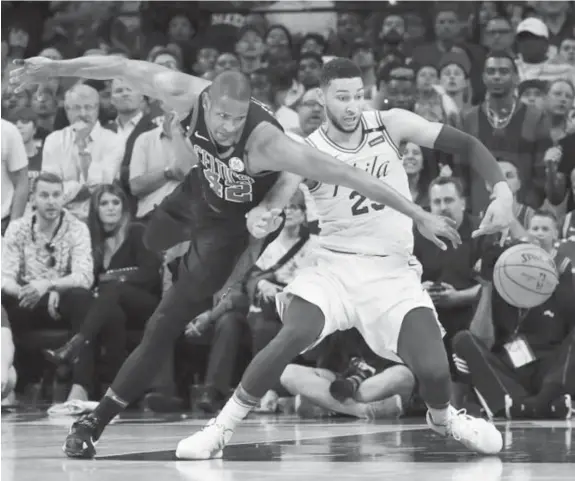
[280,328,415,419]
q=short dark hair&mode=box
[377,60,415,85]
[7,106,37,125]
[300,33,327,53]
[483,50,518,73]
[209,70,252,102]
[298,52,323,67]
[428,176,465,198]
[320,58,361,87]
[33,172,63,191]
[530,209,558,227]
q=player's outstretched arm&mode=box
[380,109,514,238]
[248,123,461,250]
[9,56,210,114]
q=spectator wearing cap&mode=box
[297,52,323,90]
[235,25,265,74]
[533,1,575,53]
[350,39,377,102]
[439,51,472,120]
[558,36,575,67]
[1,119,29,235]
[458,51,551,216]
[515,17,575,86]
[42,84,125,221]
[518,79,548,111]
[374,60,416,111]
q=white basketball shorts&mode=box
[276,248,442,361]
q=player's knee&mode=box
[279,364,303,394]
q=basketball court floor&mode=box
[1,410,573,481]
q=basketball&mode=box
[493,243,559,308]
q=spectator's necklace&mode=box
[485,94,518,130]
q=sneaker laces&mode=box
[448,409,481,442]
[201,421,234,450]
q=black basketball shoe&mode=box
[63,414,102,459]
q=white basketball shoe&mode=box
[176,419,234,460]
[427,405,503,454]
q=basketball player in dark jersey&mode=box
[11,56,510,459]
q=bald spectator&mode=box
[1,119,29,235]
[42,85,124,221]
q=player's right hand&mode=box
[415,212,461,251]
[246,206,283,238]
[9,57,58,92]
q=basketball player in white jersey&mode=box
[176,59,513,458]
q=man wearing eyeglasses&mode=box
[1,172,94,389]
[41,84,125,221]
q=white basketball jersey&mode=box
[306,111,414,257]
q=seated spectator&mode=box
[558,36,575,67]
[42,84,125,221]
[129,116,194,222]
[459,51,550,216]
[402,142,439,209]
[515,18,575,86]
[148,46,183,71]
[30,86,58,137]
[350,39,377,102]
[481,16,515,53]
[192,41,219,77]
[300,33,328,58]
[289,88,324,138]
[104,78,156,211]
[533,1,575,56]
[1,307,17,405]
[268,68,299,132]
[249,68,272,107]
[1,82,30,113]
[1,118,29,235]
[235,25,265,74]
[8,107,43,177]
[281,328,414,419]
[186,190,315,413]
[1,173,93,390]
[452,239,575,419]
[438,52,472,121]
[545,79,575,144]
[373,60,416,111]
[561,167,575,239]
[414,177,482,380]
[43,184,164,405]
[518,79,548,111]
[264,24,294,68]
[414,63,460,126]
[297,52,323,90]
[493,161,535,239]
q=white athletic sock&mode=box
[427,404,451,425]
[215,386,258,429]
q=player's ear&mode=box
[202,92,210,111]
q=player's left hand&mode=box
[431,283,458,307]
[472,182,513,241]
[415,212,461,251]
[246,206,283,239]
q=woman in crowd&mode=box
[402,142,440,210]
[44,184,162,404]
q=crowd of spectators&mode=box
[1,1,574,420]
